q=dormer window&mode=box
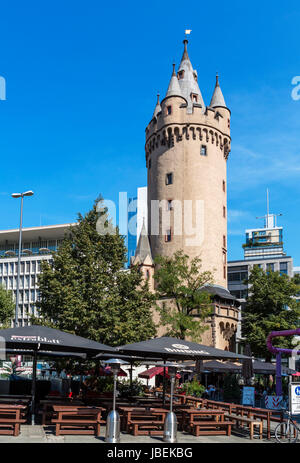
[178,70,184,80]
[191,93,198,103]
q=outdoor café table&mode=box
[0,404,27,435]
[119,407,168,434]
[51,405,105,436]
[235,405,284,440]
[181,408,226,433]
[39,399,84,425]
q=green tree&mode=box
[33,197,156,346]
[0,285,14,328]
[242,266,300,361]
[154,250,214,341]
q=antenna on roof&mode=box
[256,188,282,228]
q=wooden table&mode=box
[51,405,105,436]
[181,408,232,436]
[119,407,169,436]
[0,404,27,436]
[235,405,284,440]
[39,399,84,425]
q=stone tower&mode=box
[145,40,231,288]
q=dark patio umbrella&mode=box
[117,337,250,405]
[0,325,116,424]
[117,337,250,361]
[242,344,253,386]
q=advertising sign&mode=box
[242,386,255,406]
[290,383,300,415]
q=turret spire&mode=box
[152,92,161,118]
[177,40,205,112]
[165,63,182,98]
[210,73,227,108]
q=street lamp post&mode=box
[11,191,34,327]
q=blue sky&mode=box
[0,0,299,265]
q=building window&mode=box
[223,206,226,218]
[200,145,207,156]
[167,200,173,211]
[223,180,226,192]
[191,93,198,102]
[165,229,172,242]
[166,173,173,185]
[224,266,226,279]
[166,105,172,115]
[148,159,151,169]
[266,263,275,274]
[178,70,184,80]
[223,235,226,248]
[280,262,288,275]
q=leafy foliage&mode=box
[0,285,14,328]
[154,250,214,341]
[181,378,206,397]
[242,266,300,360]
[33,197,156,346]
[118,378,145,397]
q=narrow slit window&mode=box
[200,145,207,156]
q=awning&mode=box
[138,366,180,379]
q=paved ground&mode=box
[0,424,277,443]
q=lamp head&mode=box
[104,358,129,375]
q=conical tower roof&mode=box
[134,218,153,264]
[153,93,161,118]
[210,75,227,108]
[165,63,183,98]
[177,40,205,112]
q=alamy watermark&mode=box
[0,76,6,100]
[96,193,205,247]
[291,76,300,101]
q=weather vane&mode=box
[185,29,192,39]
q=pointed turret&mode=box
[153,93,161,118]
[210,74,227,108]
[131,218,153,266]
[165,63,182,98]
[177,40,205,112]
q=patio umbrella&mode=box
[118,337,250,405]
[0,325,116,424]
[117,337,250,361]
[242,344,253,386]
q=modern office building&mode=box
[228,208,293,301]
[228,207,294,351]
[0,223,74,326]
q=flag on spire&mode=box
[185,29,192,36]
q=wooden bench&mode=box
[0,408,27,436]
[131,420,165,436]
[224,413,263,439]
[191,420,233,437]
[52,407,105,436]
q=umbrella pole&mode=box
[162,359,166,407]
[31,349,37,425]
[129,360,133,395]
